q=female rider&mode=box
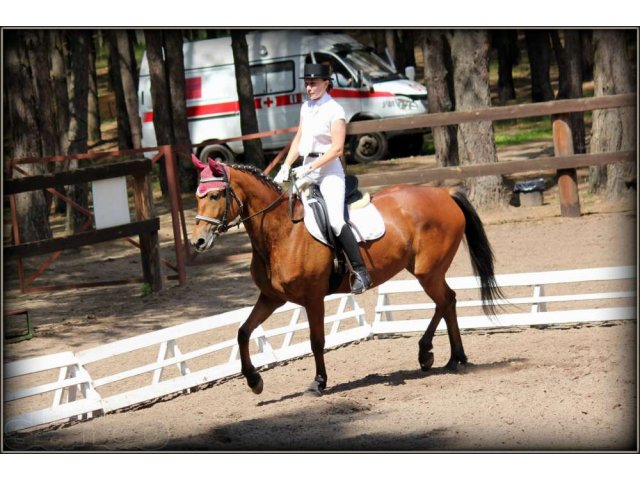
[273,63,372,294]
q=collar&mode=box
[307,92,331,108]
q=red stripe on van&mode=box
[276,93,303,106]
[330,89,395,99]
[142,90,388,123]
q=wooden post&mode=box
[162,145,187,286]
[552,115,581,217]
[133,171,163,292]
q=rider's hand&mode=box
[295,175,312,191]
[292,164,311,180]
[273,164,290,184]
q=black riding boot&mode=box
[336,224,372,294]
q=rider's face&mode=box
[305,78,329,100]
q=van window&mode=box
[305,53,354,88]
[251,61,295,96]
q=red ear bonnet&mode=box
[191,154,207,172]
[195,155,229,197]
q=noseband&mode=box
[195,166,286,234]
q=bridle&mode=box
[195,166,286,234]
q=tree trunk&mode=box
[107,31,133,150]
[23,30,59,216]
[371,30,387,59]
[66,30,91,234]
[384,30,398,70]
[401,30,417,70]
[423,30,458,167]
[589,30,636,199]
[449,30,503,208]
[5,31,53,243]
[493,30,518,102]
[24,32,59,161]
[556,30,586,155]
[165,30,197,191]
[580,30,594,81]
[50,30,70,156]
[231,30,265,169]
[144,30,173,195]
[524,30,554,102]
[87,33,102,144]
[115,30,142,149]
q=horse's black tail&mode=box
[451,190,506,319]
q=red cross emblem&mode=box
[262,96,275,108]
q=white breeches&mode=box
[303,156,346,236]
[316,173,346,236]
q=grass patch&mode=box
[495,124,553,146]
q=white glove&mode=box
[273,164,290,184]
[292,164,311,180]
[295,175,313,191]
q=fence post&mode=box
[133,169,163,292]
[552,115,581,217]
[162,145,188,286]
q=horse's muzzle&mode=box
[191,231,216,252]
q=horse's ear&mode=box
[208,158,226,177]
[191,154,207,171]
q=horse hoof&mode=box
[304,382,323,397]
[419,351,434,371]
[251,377,264,395]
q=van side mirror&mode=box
[405,66,416,81]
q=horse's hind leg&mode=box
[416,275,467,371]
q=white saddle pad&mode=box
[301,194,385,246]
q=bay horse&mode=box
[190,156,503,395]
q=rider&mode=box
[273,63,373,294]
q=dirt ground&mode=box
[2,154,638,451]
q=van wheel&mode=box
[200,144,235,164]
[349,132,388,164]
[388,133,424,158]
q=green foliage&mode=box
[494,124,553,146]
[141,282,152,297]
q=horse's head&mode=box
[190,155,242,252]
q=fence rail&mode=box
[3,266,635,434]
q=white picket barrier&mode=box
[3,351,103,434]
[4,266,635,434]
[373,266,636,335]
[3,293,366,433]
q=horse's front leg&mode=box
[238,294,285,394]
[305,300,328,396]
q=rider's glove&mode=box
[292,164,311,180]
[273,164,290,185]
[292,164,313,191]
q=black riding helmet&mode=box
[301,63,332,79]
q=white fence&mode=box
[373,265,637,334]
[3,294,366,434]
[3,266,635,434]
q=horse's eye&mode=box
[209,192,220,201]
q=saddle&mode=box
[306,175,370,248]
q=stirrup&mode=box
[350,269,372,294]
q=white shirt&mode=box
[298,93,346,157]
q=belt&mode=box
[307,152,323,158]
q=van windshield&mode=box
[336,49,402,83]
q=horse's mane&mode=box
[229,163,283,194]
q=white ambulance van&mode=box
[138,30,428,164]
